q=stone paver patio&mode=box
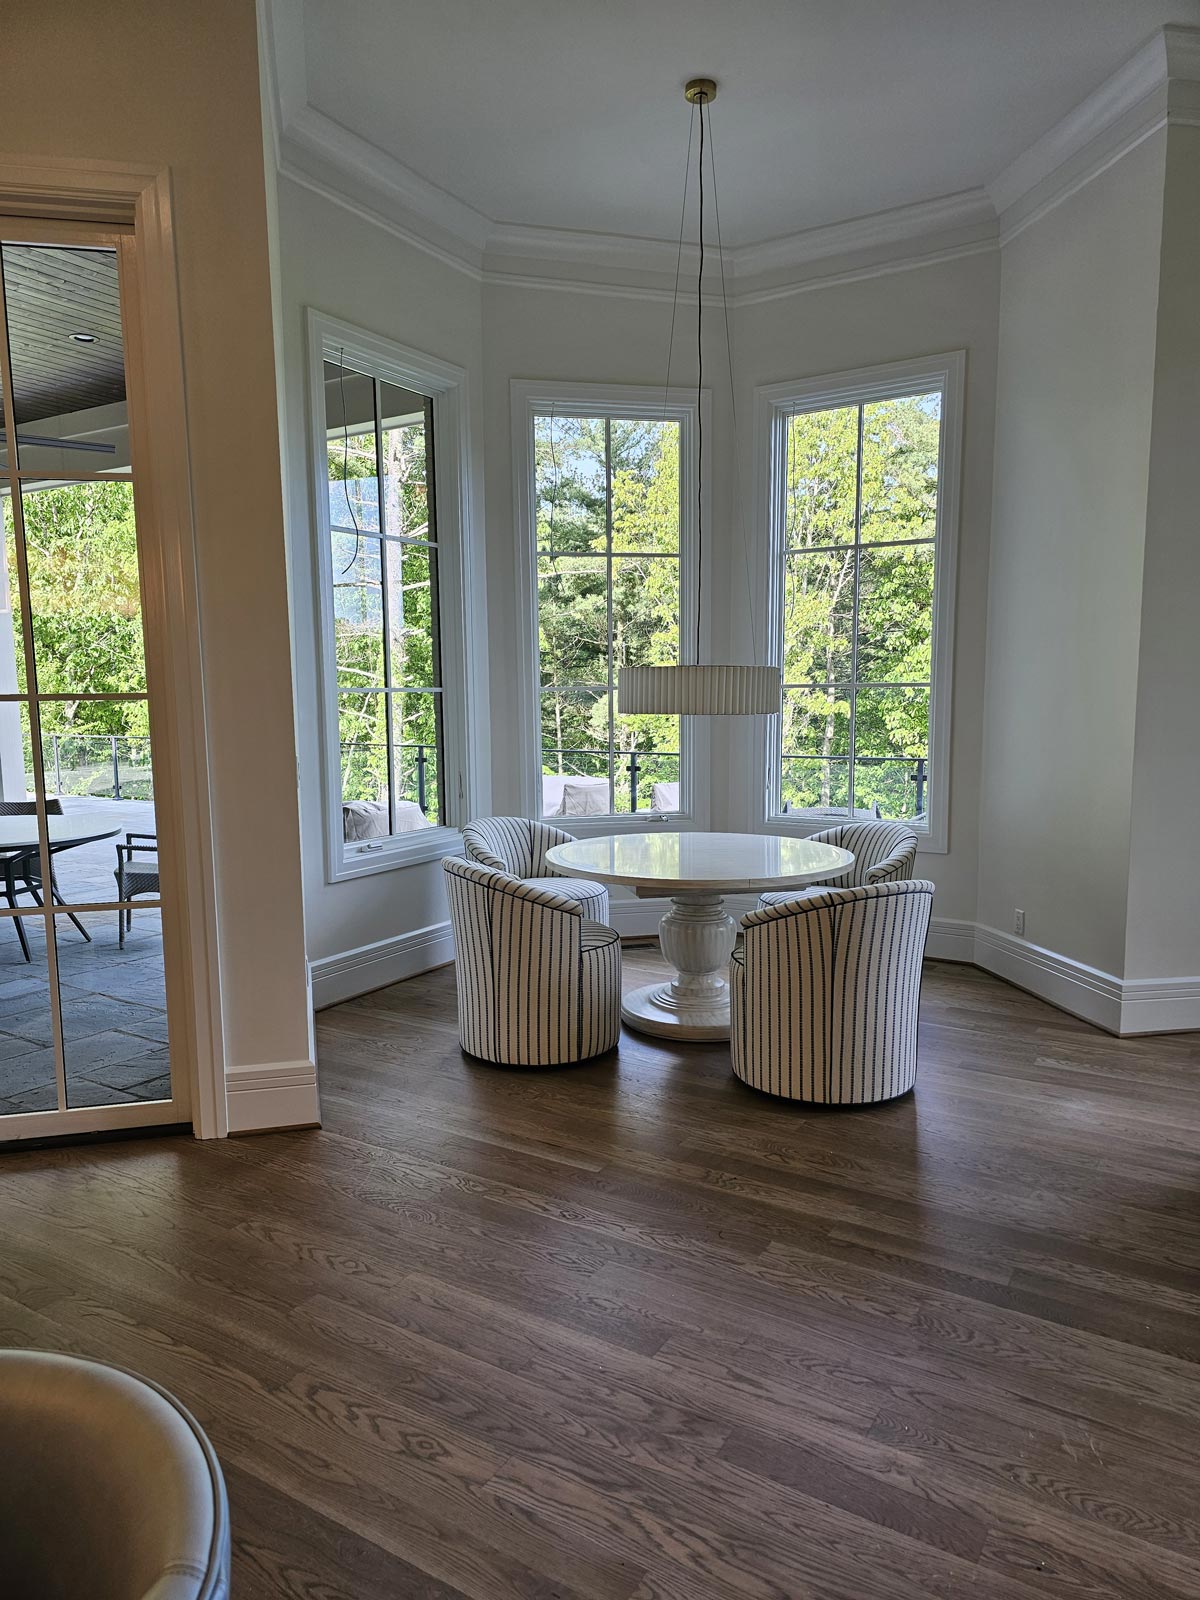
[0,799,171,1115]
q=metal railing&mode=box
[543,747,681,813]
[32,733,155,801]
[340,740,434,813]
[780,754,928,818]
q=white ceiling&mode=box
[299,0,1199,247]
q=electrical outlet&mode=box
[1014,909,1026,937]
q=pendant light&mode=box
[618,79,781,718]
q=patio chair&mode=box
[0,798,91,962]
[114,831,160,948]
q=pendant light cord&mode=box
[695,96,706,664]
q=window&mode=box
[309,314,479,879]
[761,354,962,847]
[516,385,700,824]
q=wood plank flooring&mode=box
[2,950,1200,1598]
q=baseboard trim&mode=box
[307,910,1199,1040]
[310,921,456,1009]
[225,1060,321,1134]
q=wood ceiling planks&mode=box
[1,244,125,426]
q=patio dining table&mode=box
[0,809,123,960]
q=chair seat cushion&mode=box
[580,919,619,951]
[757,886,821,911]
[527,876,609,918]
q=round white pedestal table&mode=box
[543,830,854,1042]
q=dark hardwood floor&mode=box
[2,950,1200,1598]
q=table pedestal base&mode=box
[621,891,738,1041]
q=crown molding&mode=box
[261,7,1199,301]
[989,24,1200,242]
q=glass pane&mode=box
[781,686,851,758]
[783,549,856,684]
[379,384,431,543]
[338,691,388,809]
[855,543,935,683]
[535,414,606,555]
[17,480,147,698]
[392,692,441,829]
[52,904,171,1110]
[332,532,384,688]
[853,686,931,821]
[780,758,850,817]
[613,555,678,669]
[785,404,859,548]
[611,418,679,554]
[0,924,60,1115]
[860,392,941,544]
[538,553,608,689]
[1,244,128,478]
[625,745,680,815]
[540,688,611,817]
[323,359,379,533]
[0,493,28,695]
[386,540,438,691]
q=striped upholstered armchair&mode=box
[461,815,609,923]
[758,820,918,912]
[443,857,621,1067]
[731,880,934,1104]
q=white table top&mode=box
[544,830,854,895]
[0,809,124,851]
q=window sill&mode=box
[329,824,463,883]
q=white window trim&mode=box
[307,310,487,880]
[510,379,711,837]
[751,350,965,855]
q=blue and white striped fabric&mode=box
[461,815,609,922]
[443,857,621,1066]
[731,880,934,1104]
[757,821,918,913]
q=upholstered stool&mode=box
[445,857,621,1066]
[732,881,934,1105]
[462,815,609,922]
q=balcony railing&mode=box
[30,733,155,801]
[779,753,928,819]
[340,740,434,813]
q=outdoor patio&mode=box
[0,798,171,1115]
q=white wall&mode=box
[2,0,313,1096]
[275,175,486,979]
[1124,124,1200,983]
[979,133,1166,978]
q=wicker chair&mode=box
[757,820,918,913]
[114,831,160,948]
[0,798,90,962]
[732,880,934,1105]
[443,856,621,1067]
[461,815,609,923]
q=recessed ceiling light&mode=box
[68,333,96,344]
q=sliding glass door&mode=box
[0,219,186,1137]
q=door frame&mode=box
[0,154,225,1139]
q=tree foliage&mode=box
[781,393,939,817]
[535,416,681,811]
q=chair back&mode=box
[735,880,934,1103]
[809,821,918,886]
[0,798,64,815]
[0,1350,230,1599]
[461,815,573,879]
[443,856,588,1065]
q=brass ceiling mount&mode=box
[684,78,717,105]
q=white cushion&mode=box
[342,800,389,841]
[560,781,611,817]
[650,782,680,812]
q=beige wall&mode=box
[1,0,312,1078]
[979,133,1166,977]
[1125,124,1200,982]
